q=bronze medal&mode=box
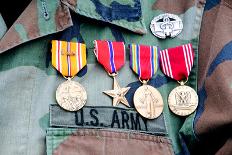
[160,44,198,116]
[94,40,130,107]
[56,80,87,111]
[56,79,87,111]
[129,44,163,119]
[168,85,198,116]
[103,75,130,107]
[51,40,87,111]
[134,84,164,119]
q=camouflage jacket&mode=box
[0,0,231,155]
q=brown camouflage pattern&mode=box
[53,129,174,155]
[0,0,73,53]
[55,4,72,30]
[18,0,39,39]
[152,0,195,14]
[193,0,232,154]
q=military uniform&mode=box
[0,0,231,155]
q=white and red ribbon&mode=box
[160,43,194,81]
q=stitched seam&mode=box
[191,1,208,140]
[49,134,172,144]
[26,70,36,155]
[47,129,172,144]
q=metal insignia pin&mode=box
[150,13,183,39]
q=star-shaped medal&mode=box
[103,77,130,107]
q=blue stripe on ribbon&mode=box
[108,41,116,73]
[136,44,140,76]
[151,46,154,76]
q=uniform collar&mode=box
[0,0,73,53]
[0,0,146,54]
[0,14,7,40]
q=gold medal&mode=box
[94,40,130,107]
[103,73,130,107]
[168,80,198,116]
[134,82,164,119]
[51,40,87,111]
[159,43,198,116]
[129,44,163,119]
[56,78,87,111]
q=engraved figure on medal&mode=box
[134,85,163,119]
[143,86,158,117]
[56,79,87,111]
[168,85,198,116]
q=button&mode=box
[150,13,183,39]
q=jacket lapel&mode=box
[0,0,73,53]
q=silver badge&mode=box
[150,13,183,39]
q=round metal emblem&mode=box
[56,80,87,111]
[168,85,198,116]
[150,13,183,39]
[134,85,164,119]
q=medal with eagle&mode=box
[160,43,198,116]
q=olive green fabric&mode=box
[0,0,205,155]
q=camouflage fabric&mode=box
[191,0,232,154]
[0,14,7,39]
[0,0,206,155]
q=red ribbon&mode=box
[94,40,126,74]
[160,43,194,81]
[129,44,159,80]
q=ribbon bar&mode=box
[160,43,194,81]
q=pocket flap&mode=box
[46,128,174,155]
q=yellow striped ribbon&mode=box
[51,40,87,77]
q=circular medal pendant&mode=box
[56,80,87,111]
[134,85,164,119]
[168,85,198,116]
[150,13,183,39]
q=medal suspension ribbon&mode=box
[160,43,197,116]
[51,40,88,112]
[51,40,87,77]
[129,44,164,119]
[129,43,159,82]
[160,43,194,82]
[94,40,126,75]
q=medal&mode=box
[51,40,87,111]
[94,40,130,107]
[129,44,164,119]
[160,43,198,116]
[150,13,183,39]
